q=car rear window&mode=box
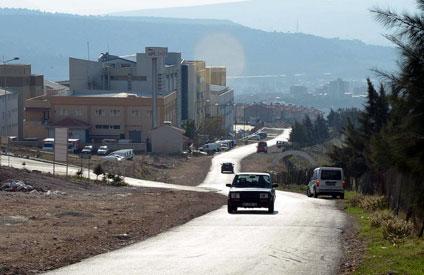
[232,175,271,188]
[321,170,342,180]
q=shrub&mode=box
[349,194,364,207]
[381,217,414,243]
[370,210,395,228]
[76,169,83,178]
[93,164,105,180]
[359,196,388,211]
[111,175,127,187]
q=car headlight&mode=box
[230,193,240,199]
[260,193,269,199]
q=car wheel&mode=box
[332,194,337,199]
[340,193,345,200]
[227,204,236,214]
[313,188,318,198]
[268,203,274,214]
[306,188,311,197]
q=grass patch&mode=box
[345,192,424,275]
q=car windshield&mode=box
[321,170,342,180]
[232,175,272,188]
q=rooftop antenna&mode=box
[87,41,90,61]
[296,18,299,33]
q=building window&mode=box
[113,125,120,130]
[95,109,104,116]
[132,110,140,117]
[110,109,120,117]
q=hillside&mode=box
[0,9,397,80]
[112,0,417,46]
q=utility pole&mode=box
[152,57,158,129]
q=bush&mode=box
[349,194,364,207]
[111,175,127,187]
[359,196,388,211]
[381,217,414,243]
[76,169,83,178]
[370,210,395,228]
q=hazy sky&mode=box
[0,0,244,14]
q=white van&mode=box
[307,167,345,199]
[104,149,134,161]
[200,143,220,153]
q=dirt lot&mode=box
[9,146,212,187]
[0,167,225,275]
[241,145,288,174]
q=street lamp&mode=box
[2,56,20,167]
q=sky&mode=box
[0,0,244,14]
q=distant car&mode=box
[257,141,268,153]
[97,145,109,155]
[257,132,267,140]
[102,154,125,161]
[248,134,261,141]
[81,145,94,154]
[109,149,134,160]
[220,143,230,151]
[221,162,234,174]
[276,141,284,148]
[226,173,278,214]
[199,143,220,154]
[307,167,345,199]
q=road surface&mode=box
[46,128,348,275]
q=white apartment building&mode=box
[69,47,182,126]
[207,85,235,133]
[0,89,19,137]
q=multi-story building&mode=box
[69,47,182,127]
[206,85,234,132]
[181,61,208,128]
[0,89,19,137]
[0,64,44,139]
[206,66,226,86]
[24,92,177,144]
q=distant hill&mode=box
[0,9,397,80]
[112,0,417,46]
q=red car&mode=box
[257,141,268,153]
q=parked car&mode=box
[109,149,134,160]
[220,143,230,151]
[226,173,278,214]
[247,134,261,141]
[307,167,345,199]
[221,162,234,174]
[97,145,109,155]
[102,154,125,161]
[81,145,94,154]
[257,141,268,153]
[257,132,268,140]
[199,143,220,154]
[276,141,284,148]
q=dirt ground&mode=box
[9,146,212,187]
[0,167,226,275]
[240,145,285,173]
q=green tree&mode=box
[93,164,105,181]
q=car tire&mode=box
[340,193,345,200]
[227,204,236,214]
[332,194,337,199]
[268,203,274,214]
[313,188,318,198]
[306,189,311,197]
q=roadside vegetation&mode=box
[345,192,424,274]
[329,1,424,238]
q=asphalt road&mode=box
[44,128,348,275]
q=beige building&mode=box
[150,125,186,154]
[0,64,44,140]
[25,92,177,144]
[206,85,235,132]
[206,67,226,86]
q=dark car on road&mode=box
[257,141,268,153]
[221,162,234,174]
[226,173,278,214]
